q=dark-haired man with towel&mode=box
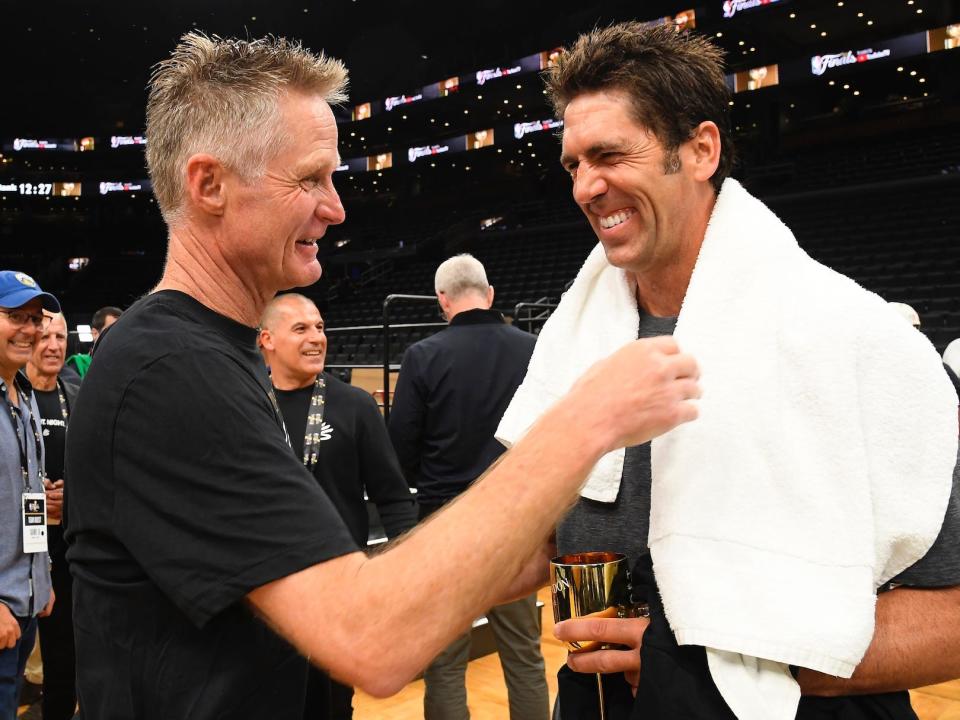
[497,21,960,720]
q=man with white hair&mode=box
[63,33,701,719]
[389,254,548,720]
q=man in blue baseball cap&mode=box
[0,271,59,718]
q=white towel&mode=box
[495,241,639,502]
[497,178,958,719]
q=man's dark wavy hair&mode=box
[546,22,735,192]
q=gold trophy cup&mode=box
[550,552,633,719]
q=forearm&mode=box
[250,337,700,696]
[799,586,960,696]
[349,400,599,690]
[251,397,600,697]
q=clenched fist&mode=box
[568,336,700,454]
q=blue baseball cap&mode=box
[0,271,60,313]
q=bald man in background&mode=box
[260,293,417,720]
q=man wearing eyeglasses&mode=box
[0,271,58,719]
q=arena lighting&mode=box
[76,325,94,343]
[67,257,90,272]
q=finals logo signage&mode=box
[513,119,564,140]
[476,65,522,86]
[722,0,781,19]
[810,48,892,75]
[407,144,450,163]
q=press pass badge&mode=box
[22,493,47,553]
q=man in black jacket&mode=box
[388,254,548,720]
[259,293,417,720]
[24,311,79,720]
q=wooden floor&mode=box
[354,589,960,719]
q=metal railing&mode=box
[326,294,562,418]
[513,300,557,334]
[381,294,442,420]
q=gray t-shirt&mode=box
[557,312,960,588]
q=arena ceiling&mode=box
[5,0,955,138]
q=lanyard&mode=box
[302,375,326,472]
[54,378,69,425]
[2,381,43,491]
[267,387,292,449]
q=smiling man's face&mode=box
[560,89,700,277]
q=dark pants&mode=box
[418,499,549,720]
[303,666,353,719]
[39,526,77,720]
[0,615,37,720]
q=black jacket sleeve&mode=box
[387,347,426,487]
[356,391,418,539]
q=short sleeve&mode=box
[892,447,960,587]
[112,349,358,627]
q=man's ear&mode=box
[486,285,495,308]
[437,292,451,321]
[184,153,228,217]
[686,121,721,184]
[259,329,274,352]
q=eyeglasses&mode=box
[0,309,51,330]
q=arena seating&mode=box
[321,127,960,369]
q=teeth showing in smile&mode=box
[599,209,635,230]
[303,351,322,356]
[296,238,318,246]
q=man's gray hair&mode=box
[435,254,490,300]
[146,32,348,226]
[44,311,67,329]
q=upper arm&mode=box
[358,394,410,494]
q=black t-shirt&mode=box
[274,373,417,547]
[64,290,358,720]
[34,387,66,482]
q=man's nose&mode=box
[572,164,607,207]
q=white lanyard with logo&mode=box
[302,376,327,472]
[4,385,48,553]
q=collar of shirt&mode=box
[449,308,505,327]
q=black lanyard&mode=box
[267,387,293,449]
[302,375,326,472]
[2,381,43,491]
[54,378,69,425]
